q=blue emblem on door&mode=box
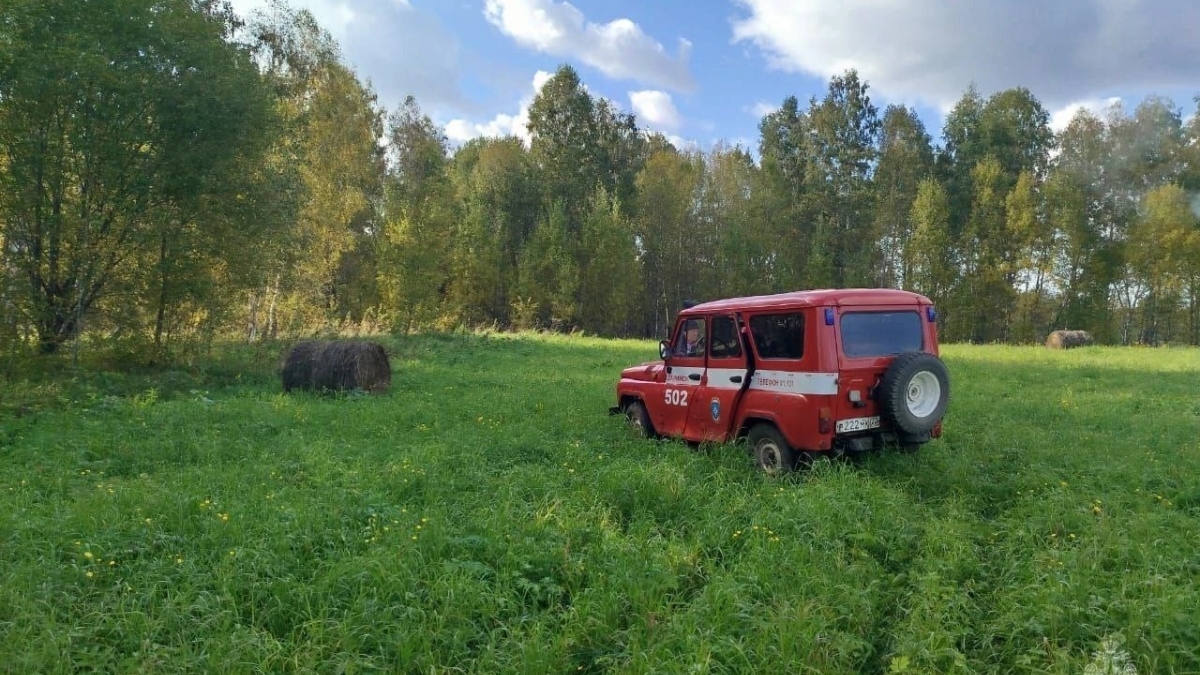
[710,398,721,421]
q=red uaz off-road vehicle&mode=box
[611,289,950,473]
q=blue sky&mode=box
[228,0,1200,152]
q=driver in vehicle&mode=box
[677,320,704,356]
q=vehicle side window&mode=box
[748,313,804,359]
[673,318,706,357]
[709,316,742,359]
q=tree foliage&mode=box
[0,0,282,353]
[4,2,1200,362]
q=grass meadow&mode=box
[1,333,1198,674]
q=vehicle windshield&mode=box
[840,311,923,358]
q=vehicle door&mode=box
[655,316,707,438]
[834,307,925,434]
[740,310,837,451]
[684,314,749,442]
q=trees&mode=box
[0,0,283,353]
[906,179,956,331]
[377,97,455,331]
[934,86,1056,342]
[5,5,1199,355]
[1182,97,1200,194]
[247,2,385,335]
[939,87,1053,232]
[446,137,539,327]
[1046,110,1116,340]
[578,189,643,336]
[960,158,1018,342]
[977,88,1054,184]
[1127,184,1196,344]
[1006,171,1055,342]
[1183,98,1200,344]
[806,70,881,288]
[526,65,645,229]
[874,106,935,288]
[514,201,578,330]
[939,86,986,237]
[1103,98,1187,342]
[515,64,650,332]
[755,96,814,290]
[702,145,763,299]
[634,149,702,336]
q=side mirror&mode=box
[659,340,672,360]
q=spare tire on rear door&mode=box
[877,352,950,435]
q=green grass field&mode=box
[1,334,1198,674]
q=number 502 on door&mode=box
[665,389,689,406]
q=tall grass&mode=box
[1,334,1197,673]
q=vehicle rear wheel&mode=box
[624,400,655,439]
[748,424,798,475]
[878,352,950,436]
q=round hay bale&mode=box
[281,340,321,392]
[1045,330,1093,349]
[282,340,391,394]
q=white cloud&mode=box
[228,0,473,115]
[444,115,524,144]
[746,101,778,118]
[629,90,682,132]
[484,0,695,92]
[731,0,1200,110]
[1049,97,1123,132]
[728,137,756,152]
[667,135,699,152]
[532,70,554,93]
[445,70,554,145]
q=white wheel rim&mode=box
[759,441,782,473]
[905,371,941,418]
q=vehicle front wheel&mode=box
[624,400,655,439]
[748,424,798,475]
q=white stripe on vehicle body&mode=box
[664,366,706,386]
[704,368,749,390]
[705,368,838,395]
[753,369,838,395]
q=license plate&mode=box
[835,416,880,433]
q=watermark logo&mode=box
[1083,635,1137,675]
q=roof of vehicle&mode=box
[681,288,932,315]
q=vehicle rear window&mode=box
[749,313,804,359]
[841,311,923,357]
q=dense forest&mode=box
[2,0,1199,364]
